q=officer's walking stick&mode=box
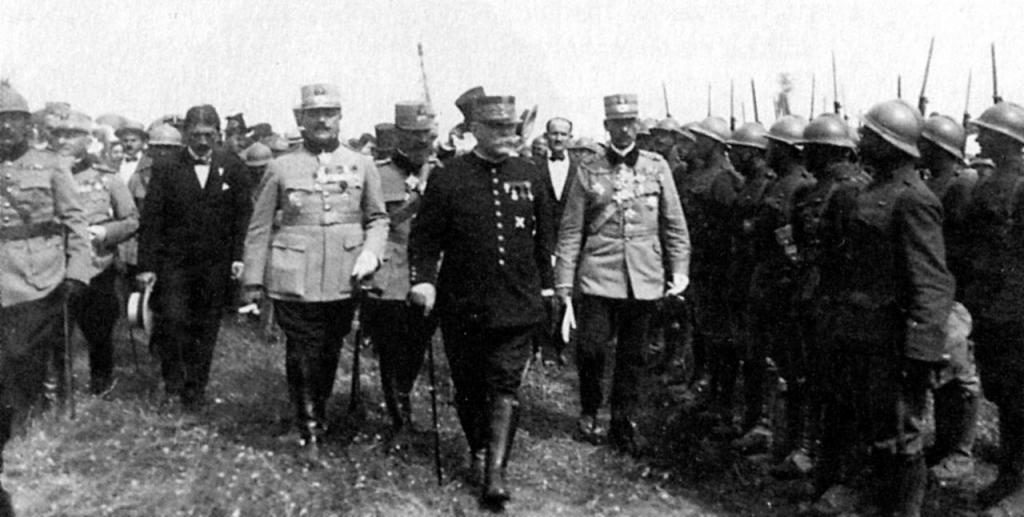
[348,285,380,419]
[61,228,76,420]
[426,335,443,485]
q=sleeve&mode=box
[52,165,92,283]
[657,163,692,277]
[897,189,955,362]
[530,163,555,290]
[359,156,390,260]
[98,175,139,246]
[137,161,168,273]
[229,160,253,262]
[553,168,587,292]
[409,166,448,286]
[241,162,281,287]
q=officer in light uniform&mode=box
[0,83,91,516]
[362,101,438,433]
[555,93,691,454]
[242,83,388,462]
[49,110,139,395]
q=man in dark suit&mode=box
[534,117,575,365]
[137,104,252,410]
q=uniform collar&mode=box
[303,138,340,155]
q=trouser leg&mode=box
[575,295,613,418]
[76,267,120,393]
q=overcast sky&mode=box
[1,0,1022,141]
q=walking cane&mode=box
[347,284,381,419]
[61,228,76,420]
[426,335,443,485]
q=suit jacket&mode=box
[242,144,388,302]
[533,155,577,234]
[554,146,691,301]
[138,148,252,273]
[409,152,554,328]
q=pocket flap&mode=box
[271,232,307,251]
[343,232,364,250]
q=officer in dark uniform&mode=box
[813,100,953,517]
[409,95,555,507]
[785,114,868,480]
[746,115,817,474]
[50,111,139,395]
[721,122,776,449]
[0,83,92,516]
[960,102,1024,517]
[676,116,741,419]
[362,101,438,433]
[555,93,691,453]
[918,114,981,484]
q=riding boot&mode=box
[929,382,978,482]
[455,397,486,485]
[482,395,517,505]
[888,455,927,517]
[380,369,405,430]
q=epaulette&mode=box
[374,157,392,167]
[639,149,665,163]
[92,162,116,174]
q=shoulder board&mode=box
[639,149,665,162]
[92,162,116,174]
[374,158,392,167]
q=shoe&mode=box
[731,424,772,454]
[575,415,605,444]
[929,453,974,484]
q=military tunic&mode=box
[69,159,138,392]
[243,141,388,438]
[554,145,690,422]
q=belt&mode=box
[596,227,658,239]
[0,221,62,241]
[279,211,363,227]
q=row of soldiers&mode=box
[0,72,1022,517]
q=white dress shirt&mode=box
[547,153,570,201]
[118,154,140,186]
[188,148,212,189]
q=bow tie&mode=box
[123,155,138,163]
[549,152,566,162]
[194,156,212,165]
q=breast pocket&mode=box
[12,174,54,221]
[268,232,308,297]
[14,235,65,290]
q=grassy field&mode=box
[1,315,1002,516]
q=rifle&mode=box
[831,51,842,116]
[897,75,902,99]
[426,333,443,485]
[347,284,382,419]
[417,42,432,107]
[963,70,973,128]
[992,43,1002,104]
[662,81,671,118]
[729,80,736,131]
[750,79,760,124]
[707,83,712,117]
[918,37,935,115]
[810,74,816,119]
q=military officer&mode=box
[813,100,953,517]
[49,111,139,394]
[918,114,981,484]
[721,122,776,449]
[242,84,388,462]
[555,93,691,454]
[677,116,741,419]
[408,95,555,507]
[960,102,1024,517]
[437,86,485,160]
[361,101,438,433]
[0,83,91,516]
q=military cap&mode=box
[115,119,148,140]
[455,86,486,114]
[225,113,247,134]
[604,93,639,120]
[472,95,517,124]
[244,142,273,167]
[148,123,183,147]
[395,101,436,131]
[0,84,30,115]
[299,83,342,111]
[50,110,93,133]
[375,122,398,150]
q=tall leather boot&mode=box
[929,383,978,482]
[455,397,486,485]
[482,395,517,506]
[380,368,405,431]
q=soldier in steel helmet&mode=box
[960,102,1024,516]
[811,100,953,517]
[555,93,690,455]
[242,84,387,463]
[408,94,555,507]
[0,83,92,516]
[361,101,439,435]
[48,110,139,395]
[721,121,777,450]
[917,114,981,485]
[676,115,742,422]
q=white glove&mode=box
[666,273,690,297]
[135,271,156,291]
[231,261,244,280]
[408,283,437,316]
[560,297,576,343]
[350,250,379,281]
[87,225,107,243]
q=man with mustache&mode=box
[242,84,388,463]
[409,95,555,508]
[137,104,252,411]
[0,83,91,516]
[49,110,138,395]
[362,101,438,435]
